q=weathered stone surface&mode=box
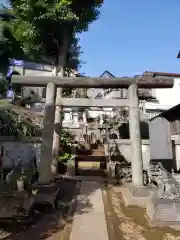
[2,142,41,169]
[146,198,180,228]
[146,197,180,230]
[0,192,34,219]
[70,181,108,240]
[66,158,75,176]
[147,162,180,200]
[120,184,153,207]
[33,182,59,206]
[129,185,151,197]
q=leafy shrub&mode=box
[58,130,73,165]
[0,108,41,137]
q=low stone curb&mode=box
[102,186,123,240]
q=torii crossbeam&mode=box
[12,75,173,88]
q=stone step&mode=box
[75,155,106,162]
[75,147,106,176]
[76,147,105,156]
[92,148,105,156]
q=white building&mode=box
[144,71,180,118]
[146,72,180,107]
[12,60,52,99]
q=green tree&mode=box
[1,0,103,177]
[0,9,83,72]
[0,9,24,74]
[4,0,102,68]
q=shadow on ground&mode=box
[0,179,103,240]
[0,180,76,240]
[0,144,106,239]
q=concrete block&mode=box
[120,184,152,207]
[66,159,75,176]
[146,198,180,230]
[128,185,151,197]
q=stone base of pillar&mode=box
[107,161,116,179]
[128,184,151,197]
[120,183,152,207]
[66,159,75,176]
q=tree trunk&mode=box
[51,34,69,175]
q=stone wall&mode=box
[2,142,41,169]
[3,139,180,172]
[106,139,180,172]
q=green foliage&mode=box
[58,152,72,164]
[0,77,8,95]
[65,37,84,71]
[0,0,103,69]
[0,8,24,55]
[12,83,22,95]
[60,130,72,146]
[0,108,41,137]
[58,130,73,164]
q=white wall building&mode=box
[155,78,180,107]
[144,72,180,118]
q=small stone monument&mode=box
[72,112,79,128]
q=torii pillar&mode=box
[38,82,56,184]
[128,84,143,186]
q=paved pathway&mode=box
[70,181,108,240]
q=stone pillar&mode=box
[100,114,103,126]
[83,112,87,124]
[73,112,79,123]
[105,120,111,162]
[73,112,79,128]
[52,88,62,158]
[128,84,143,186]
[38,82,56,184]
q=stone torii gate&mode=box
[12,75,174,186]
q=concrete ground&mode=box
[2,179,180,240]
[70,181,108,240]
